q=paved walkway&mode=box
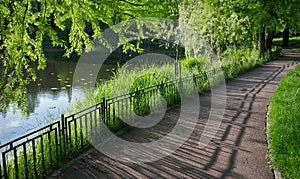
[51,50,300,179]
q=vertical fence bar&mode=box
[40,136,45,177]
[54,128,59,165]
[61,114,66,158]
[74,115,78,151]
[57,122,62,161]
[129,94,132,119]
[66,117,70,155]
[94,108,97,137]
[113,101,116,126]
[68,120,72,154]
[102,98,106,125]
[106,102,109,128]
[2,152,7,179]
[13,148,19,179]
[84,114,88,141]
[89,112,93,139]
[48,130,53,167]
[79,117,84,149]
[118,100,121,126]
[23,144,28,179]
[32,140,38,178]
[135,88,139,116]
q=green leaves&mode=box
[0,0,179,113]
[179,0,257,53]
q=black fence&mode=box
[0,72,211,179]
[0,55,269,178]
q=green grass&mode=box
[73,47,272,113]
[71,47,273,133]
[273,36,300,50]
[268,64,300,178]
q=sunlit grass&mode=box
[273,36,300,50]
[72,47,268,111]
[268,64,300,178]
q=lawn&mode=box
[268,64,300,178]
[273,36,300,50]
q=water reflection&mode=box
[0,50,114,144]
[0,41,182,144]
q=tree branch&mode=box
[118,0,144,7]
[22,0,29,25]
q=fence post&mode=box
[174,61,178,79]
[61,114,67,157]
[102,97,106,125]
[61,114,65,135]
[2,153,7,178]
[134,88,140,115]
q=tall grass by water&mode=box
[73,48,266,109]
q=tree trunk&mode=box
[259,31,266,55]
[282,27,289,47]
[266,31,275,53]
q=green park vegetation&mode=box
[268,64,300,178]
[0,0,300,178]
[70,47,274,136]
[1,0,300,112]
[73,47,269,111]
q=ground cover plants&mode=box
[268,64,300,178]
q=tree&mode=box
[274,0,300,47]
[179,0,299,55]
[179,0,259,54]
[0,0,178,113]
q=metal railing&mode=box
[0,72,207,179]
[0,56,267,178]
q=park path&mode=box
[51,49,300,179]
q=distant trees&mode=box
[179,0,300,55]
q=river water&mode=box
[0,41,180,145]
[0,50,115,144]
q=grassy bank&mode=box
[267,64,300,178]
[70,47,272,132]
[73,48,268,110]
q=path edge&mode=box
[265,105,282,179]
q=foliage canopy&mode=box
[0,0,299,112]
[0,0,178,112]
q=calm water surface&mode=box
[0,50,115,144]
